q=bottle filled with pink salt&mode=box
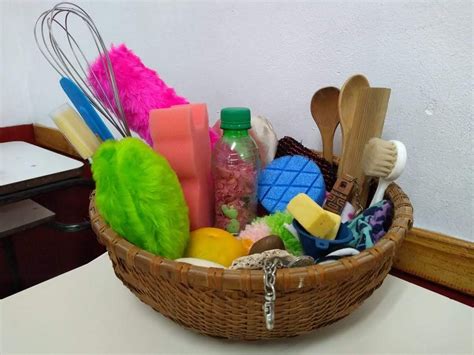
[213,107,260,234]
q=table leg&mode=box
[2,235,22,293]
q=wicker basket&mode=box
[89,183,413,340]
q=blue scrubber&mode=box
[258,155,326,213]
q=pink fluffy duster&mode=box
[88,44,188,144]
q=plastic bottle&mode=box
[213,107,260,234]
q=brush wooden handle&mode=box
[338,87,391,206]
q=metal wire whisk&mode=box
[34,2,131,138]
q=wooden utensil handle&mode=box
[322,136,334,161]
[338,87,391,206]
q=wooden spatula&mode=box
[337,74,370,176]
[310,87,340,162]
[338,87,391,206]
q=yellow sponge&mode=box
[324,210,341,240]
[287,193,336,238]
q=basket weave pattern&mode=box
[89,183,413,340]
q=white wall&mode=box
[1,0,472,241]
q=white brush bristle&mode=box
[362,138,397,177]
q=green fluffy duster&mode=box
[92,137,189,259]
[255,212,303,256]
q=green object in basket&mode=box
[91,137,189,259]
[254,212,303,256]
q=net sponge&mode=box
[254,212,303,256]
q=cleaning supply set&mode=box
[36,2,413,341]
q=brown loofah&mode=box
[275,136,338,190]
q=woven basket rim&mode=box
[89,183,413,292]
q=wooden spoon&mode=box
[310,86,340,162]
[338,74,370,175]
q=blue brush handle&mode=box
[60,77,114,141]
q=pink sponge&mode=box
[88,44,188,144]
[150,104,214,230]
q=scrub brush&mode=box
[362,138,407,206]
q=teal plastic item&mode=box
[60,77,114,141]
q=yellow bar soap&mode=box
[287,193,336,238]
[324,210,341,240]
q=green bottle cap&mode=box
[220,107,251,130]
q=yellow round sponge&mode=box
[185,228,246,267]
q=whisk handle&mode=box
[60,78,114,141]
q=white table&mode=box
[0,141,83,195]
[1,254,472,354]
[0,141,85,293]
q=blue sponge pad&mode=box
[258,155,326,213]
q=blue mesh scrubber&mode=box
[258,155,326,213]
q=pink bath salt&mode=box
[214,159,258,231]
[213,136,259,232]
[215,214,229,229]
